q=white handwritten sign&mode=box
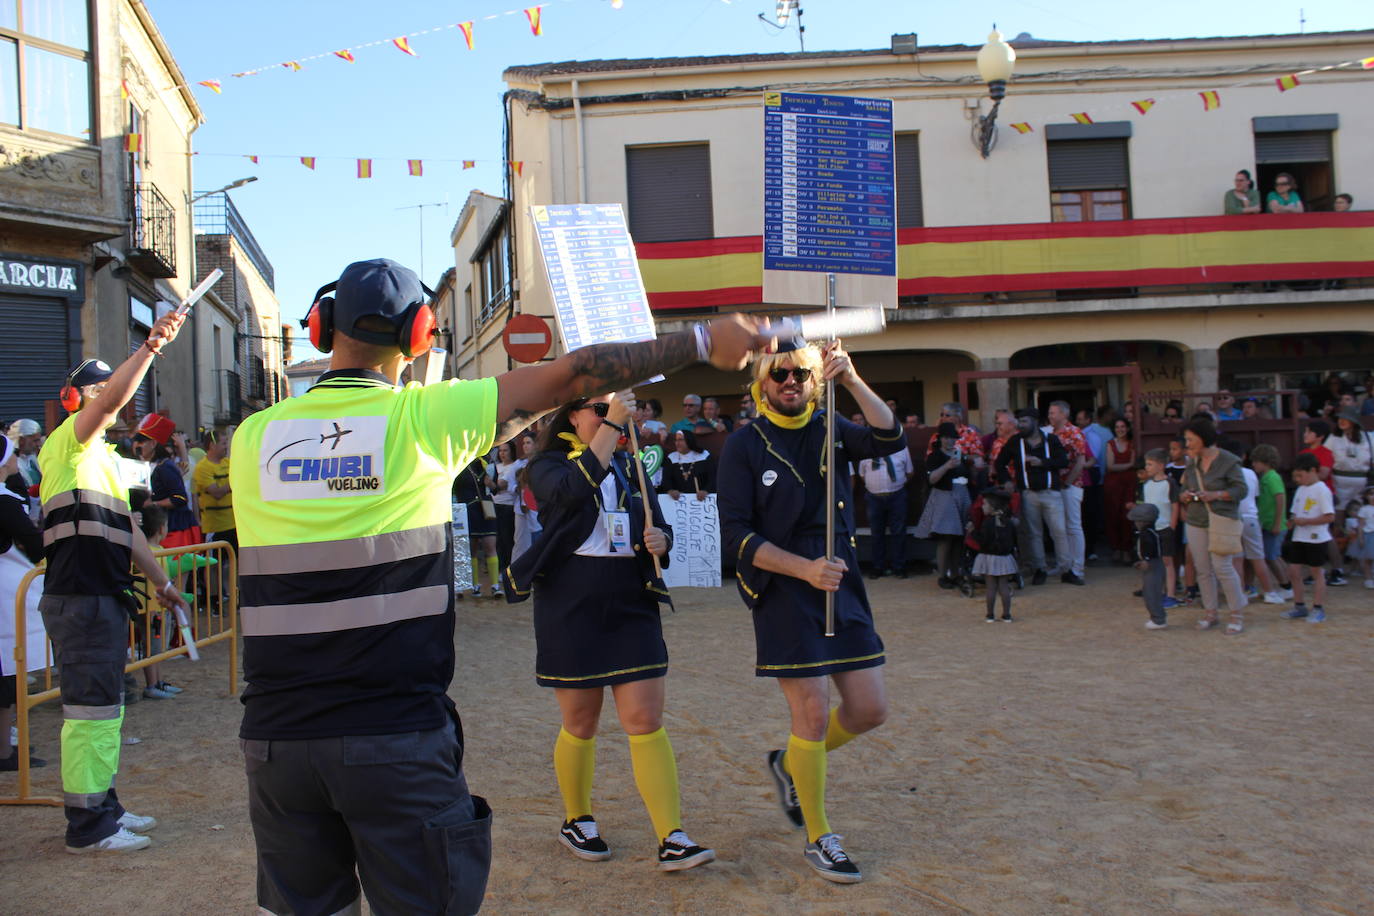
[657,494,721,589]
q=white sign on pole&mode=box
[657,494,721,589]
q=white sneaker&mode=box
[1364,579,1374,589]
[1145,620,1168,630]
[1279,588,1294,600]
[66,827,151,854]
[1262,591,1285,605]
[117,811,157,833]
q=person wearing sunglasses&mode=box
[1266,173,1304,214]
[504,391,714,874]
[717,341,903,884]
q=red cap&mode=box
[135,413,176,445]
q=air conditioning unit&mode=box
[890,33,918,55]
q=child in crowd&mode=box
[971,489,1017,622]
[135,505,183,699]
[1356,487,1374,588]
[1281,454,1334,623]
[1137,449,1181,607]
[1249,445,1293,598]
[1129,504,1167,629]
[1223,439,1286,605]
[1165,437,1197,603]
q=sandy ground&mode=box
[5,566,1374,915]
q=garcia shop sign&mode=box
[0,255,82,294]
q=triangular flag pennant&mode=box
[1010,122,1032,134]
[300,157,316,170]
[1070,112,1093,125]
[334,49,355,63]
[246,155,259,164]
[1130,98,1155,114]
[458,21,475,49]
[407,159,423,177]
[511,161,524,177]
[283,61,302,72]
[357,159,373,179]
[1362,57,1374,69]
[462,160,476,169]
[197,79,222,94]
[1276,74,1300,92]
[525,6,543,36]
[393,37,417,57]
[120,79,130,100]
[1199,90,1221,110]
[124,133,141,153]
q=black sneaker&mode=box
[1328,570,1347,586]
[894,568,909,580]
[865,568,885,580]
[657,829,715,871]
[937,576,956,590]
[803,832,863,883]
[766,750,805,829]
[1030,569,1047,586]
[1001,614,1013,622]
[1061,572,1085,586]
[559,816,611,861]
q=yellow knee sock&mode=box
[785,733,829,842]
[553,728,595,821]
[824,707,859,753]
[627,727,681,841]
[485,556,500,589]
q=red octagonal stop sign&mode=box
[502,313,553,363]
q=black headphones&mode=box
[301,280,439,358]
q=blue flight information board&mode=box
[763,91,896,277]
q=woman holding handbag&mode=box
[1180,417,1248,633]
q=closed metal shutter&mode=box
[1048,139,1129,190]
[130,335,154,418]
[0,295,68,424]
[896,133,924,228]
[1254,131,1331,164]
[626,144,713,243]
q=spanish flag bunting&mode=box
[1275,74,1300,91]
[334,49,355,63]
[357,159,373,179]
[525,6,543,36]
[393,37,417,57]
[124,133,141,153]
[1199,90,1221,110]
[1130,98,1155,114]
[1070,112,1093,125]
[511,160,524,177]
[120,79,130,100]
[462,160,476,169]
[300,156,316,170]
[458,21,475,49]
[1363,57,1374,69]
[246,155,259,164]
[407,159,424,177]
[197,79,222,94]
[1010,122,1032,134]
[283,61,302,72]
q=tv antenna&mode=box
[758,0,804,52]
[395,199,449,281]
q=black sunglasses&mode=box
[768,367,812,384]
[573,401,610,417]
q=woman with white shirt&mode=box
[489,442,523,575]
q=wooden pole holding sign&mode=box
[824,273,837,638]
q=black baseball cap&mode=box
[332,258,427,346]
[69,358,113,388]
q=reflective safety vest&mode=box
[37,415,134,596]
[230,369,497,739]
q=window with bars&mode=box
[626,143,713,243]
[0,0,92,139]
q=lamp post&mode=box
[973,29,1016,158]
[190,175,257,205]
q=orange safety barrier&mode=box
[1,540,238,807]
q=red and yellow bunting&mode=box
[1070,112,1093,125]
[197,79,222,94]
[246,155,259,164]
[1199,90,1221,110]
[282,61,302,72]
[300,156,316,170]
[1276,74,1300,91]
[1010,122,1033,134]
[124,133,141,153]
[525,6,543,36]
[511,160,525,177]
[357,159,373,179]
[408,159,424,177]
[393,37,417,57]
[1362,57,1374,69]
[120,79,129,101]
[1130,98,1155,114]
[462,160,476,169]
[458,21,475,50]
[334,49,355,63]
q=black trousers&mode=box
[243,717,492,915]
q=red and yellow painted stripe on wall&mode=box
[635,213,1374,310]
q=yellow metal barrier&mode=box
[1,540,238,807]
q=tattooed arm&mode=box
[492,314,771,444]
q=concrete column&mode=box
[974,356,1012,429]
[1183,347,1220,398]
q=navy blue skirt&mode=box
[532,555,667,689]
[752,535,885,678]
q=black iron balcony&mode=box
[128,182,177,278]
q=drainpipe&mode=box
[572,79,587,203]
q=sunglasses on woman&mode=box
[573,400,610,417]
[768,367,812,384]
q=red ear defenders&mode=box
[59,359,98,412]
[301,281,438,358]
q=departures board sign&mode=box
[762,91,897,308]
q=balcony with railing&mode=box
[127,182,177,278]
[633,212,1374,312]
[193,192,275,290]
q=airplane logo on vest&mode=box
[268,421,381,492]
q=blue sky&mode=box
[145,0,1371,361]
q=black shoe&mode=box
[766,750,805,829]
[1328,571,1347,587]
[1030,569,1047,586]
[0,753,45,770]
[865,568,885,580]
[1061,572,1085,586]
[1132,589,1143,598]
[1001,614,1013,622]
[894,568,908,579]
[937,576,957,590]
[803,832,863,884]
[559,816,611,861]
[658,829,715,871]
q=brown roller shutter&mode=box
[1254,131,1332,164]
[0,295,68,423]
[895,133,924,228]
[626,144,713,243]
[1048,139,1129,191]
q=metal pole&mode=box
[824,272,836,637]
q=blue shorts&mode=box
[1262,529,1284,562]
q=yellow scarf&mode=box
[558,431,588,459]
[750,378,815,430]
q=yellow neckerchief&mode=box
[750,378,815,430]
[558,431,587,459]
